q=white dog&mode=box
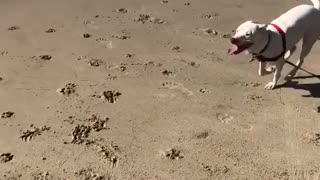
[229,0,320,90]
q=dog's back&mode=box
[272,4,320,48]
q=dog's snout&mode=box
[230,37,237,44]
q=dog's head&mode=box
[228,21,267,55]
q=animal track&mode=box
[71,125,92,144]
[45,28,56,33]
[124,53,134,58]
[56,83,77,96]
[33,171,52,180]
[8,26,20,31]
[149,17,165,24]
[246,95,264,105]
[201,163,229,176]
[199,88,210,94]
[39,55,52,60]
[216,113,233,124]
[135,14,151,24]
[198,28,218,35]
[1,111,14,118]
[88,58,103,67]
[195,131,209,139]
[70,115,110,144]
[100,90,122,103]
[94,143,121,168]
[83,33,91,38]
[162,70,175,77]
[201,13,219,20]
[75,168,108,180]
[160,148,184,160]
[114,8,128,14]
[162,82,193,96]
[20,125,50,142]
[0,153,14,163]
[221,33,232,39]
[243,82,261,88]
[171,46,181,52]
[305,132,320,146]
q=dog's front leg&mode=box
[258,61,267,76]
[259,61,274,76]
[264,58,285,90]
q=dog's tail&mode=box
[311,0,320,10]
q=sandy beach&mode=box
[1,0,320,179]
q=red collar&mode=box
[270,23,286,52]
[253,23,287,62]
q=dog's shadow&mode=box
[278,79,320,98]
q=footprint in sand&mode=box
[83,33,91,38]
[1,51,8,55]
[216,113,233,124]
[171,46,181,52]
[83,20,98,28]
[162,70,175,77]
[149,17,165,24]
[75,168,106,179]
[198,28,218,35]
[8,26,20,31]
[201,13,219,20]
[1,111,14,119]
[113,35,130,40]
[239,123,254,132]
[134,14,165,24]
[162,82,193,96]
[56,83,77,96]
[135,14,150,24]
[124,53,134,58]
[159,148,184,160]
[221,33,232,39]
[32,172,52,180]
[45,28,56,33]
[0,153,14,163]
[195,131,209,139]
[100,90,122,103]
[39,55,52,61]
[246,95,264,105]
[96,38,113,48]
[114,8,128,14]
[88,58,104,67]
[243,82,261,88]
[199,88,211,94]
[304,132,320,146]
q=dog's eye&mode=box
[245,32,251,37]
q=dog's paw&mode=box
[266,66,275,72]
[285,70,297,81]
[284,74,294,81]
[264,82,276,90]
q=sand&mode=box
[1,0,320,179]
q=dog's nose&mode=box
[230,37,237,44]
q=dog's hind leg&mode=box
[285,34,317,80]
[284,45,297,60]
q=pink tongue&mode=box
[228,44,238,55]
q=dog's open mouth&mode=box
[228,42,253,55]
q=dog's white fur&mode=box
[231,0,320,90]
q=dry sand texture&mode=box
[1,0,320,179]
